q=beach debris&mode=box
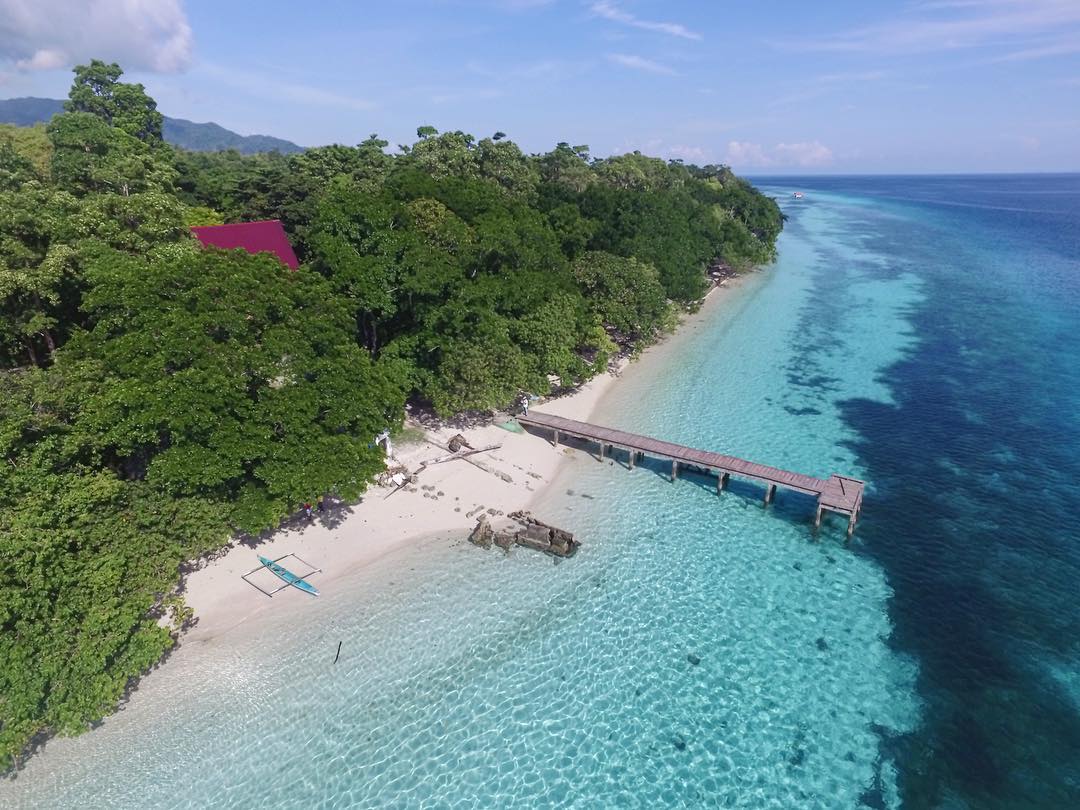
[334,641,342,664]
[707,259,737,285]
[376,463,409,486]
[448,433,473,453]
[423,437,509,482]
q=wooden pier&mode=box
[517,412,864,536]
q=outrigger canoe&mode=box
[258,555,320,597]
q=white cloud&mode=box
[667,144,708,162]
[18,47,67,71]
[725,140,834,169]
[0,0,192,73]
[607,53,678,75]
[611,137,714,164]
[590,1,701,41]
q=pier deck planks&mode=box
[517,411,864,530]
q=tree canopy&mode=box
[0,61,782,770]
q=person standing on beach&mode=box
[519,393,529,416]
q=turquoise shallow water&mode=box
[6,176,1079,808]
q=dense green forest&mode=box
[0,61,782,769]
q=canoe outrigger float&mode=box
[241,553,322,597]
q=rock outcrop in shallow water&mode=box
[468,511,579,557]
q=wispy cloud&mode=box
[777,0,1080,55]
[768,70,889,108]
[430,87,504,105]
[466,58,593,82]
[491,0,556,9]
[725,140,834,169]
[198,63,376,112]
[810,70,890,84]
[590,1,702,41]
[994,39,1080,62]
[607,53,678,75]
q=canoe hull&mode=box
[258,555,320,596]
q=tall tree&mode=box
[64,60,164,143]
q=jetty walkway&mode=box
[517,412,864,535]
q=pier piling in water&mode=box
[518,412,864,536]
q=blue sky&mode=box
[1,0,1079,172]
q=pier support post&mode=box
[764,484,776,505]
[552,430,559,448]
[718,472,729,491]
[847,512,857,538]
[628,449,635,470]
[814,503,823,530]
[671,461,679,482]
[599,442,605,461]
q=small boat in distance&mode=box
[259,555,320,596]
[792,191,804,199]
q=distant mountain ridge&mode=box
[0,97,304,154]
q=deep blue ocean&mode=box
[761,174,1080,807]
[4,175,1079,808]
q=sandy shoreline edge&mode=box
[180,277,752,646]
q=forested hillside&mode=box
[0,96,304,154]
[0,61,782,769]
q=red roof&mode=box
[191,220,299,270]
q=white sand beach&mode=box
[179,280,744,645]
